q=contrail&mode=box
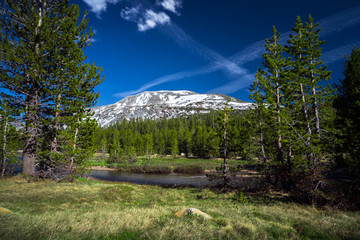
[114,5,360,97]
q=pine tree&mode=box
[286,15,333,166]
[0,99,20,176]
[334,47,360,169]
[250,26,290,185]
[250,16,334,197]
[0,0,103,176]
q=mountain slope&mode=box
[91,90,254,127]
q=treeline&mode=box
[94,110,253,162]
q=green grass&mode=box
[89,154,249,174]
[1,176,359,239]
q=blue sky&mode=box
[76,0,360,106]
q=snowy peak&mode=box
[91,90,254,127]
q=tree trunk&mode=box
[275,74,283,162]
[101,143,105,158]
[223,106,229,187]
[1,115,8,176]
[258,108,267,163]
[22,92,39,175]
[146,148,150,164]
[22,1,43,175]
[311,70,320,140]
[300,82,312,145]
[50,93,61,153]
[70,123,79,168]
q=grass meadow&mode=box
[1,176,359,239]
[88,154,250,174]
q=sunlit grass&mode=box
[1,176,359,239]
[89,154,250,173]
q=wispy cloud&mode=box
[114,64,219,98]
[206,74,255,95]
[322,42,360,64]
[81,0,360,97]
[90,28,99,43]
[120,6,141,21]
[115,6,360,97]
[159,23,247,76]
[157,0,182,14]
[82,0,121,17]
[319,6,360,37]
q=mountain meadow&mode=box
[1,1,360,240]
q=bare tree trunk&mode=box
[101,143,105,158]
[300,83,312,145]
[311,69,320,140]
[223,106,229,187]
[1,116,8,176]
[258,108,267,163]
[146,148,150,164]
[70,123,79,168]
[275,74,283,162]
[50,93,61,153]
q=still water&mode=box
[90,170,215,187]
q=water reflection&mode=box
[90,170,215,187]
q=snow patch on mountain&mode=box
[91,90,254,127]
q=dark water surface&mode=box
[90,170,215,187]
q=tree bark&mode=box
[258,108,267,163]
[311,67,320,140]
[22,1,43,175]
[275,72,283,162]
[223,106,229,187]
[22,91,39,175]
[1,114,8,176]
[50,93,61,153]
[300,82,312,145]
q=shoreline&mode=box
[89,166,116,171]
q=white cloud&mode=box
[138,10,170,32]
[120,6,141,21]
[157,0,182,14]
[82,0,121,16]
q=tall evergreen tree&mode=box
[334,47,360,169]
[286,15,333,166]
[250,26,292,185]
[0,99,20,175]
[250,16,334,197]
[0,0,103,176]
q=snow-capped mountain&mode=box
[91,90,254,127]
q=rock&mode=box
[174,208,212,219]
[0,207,12,213]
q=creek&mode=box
[90,170,215,187]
